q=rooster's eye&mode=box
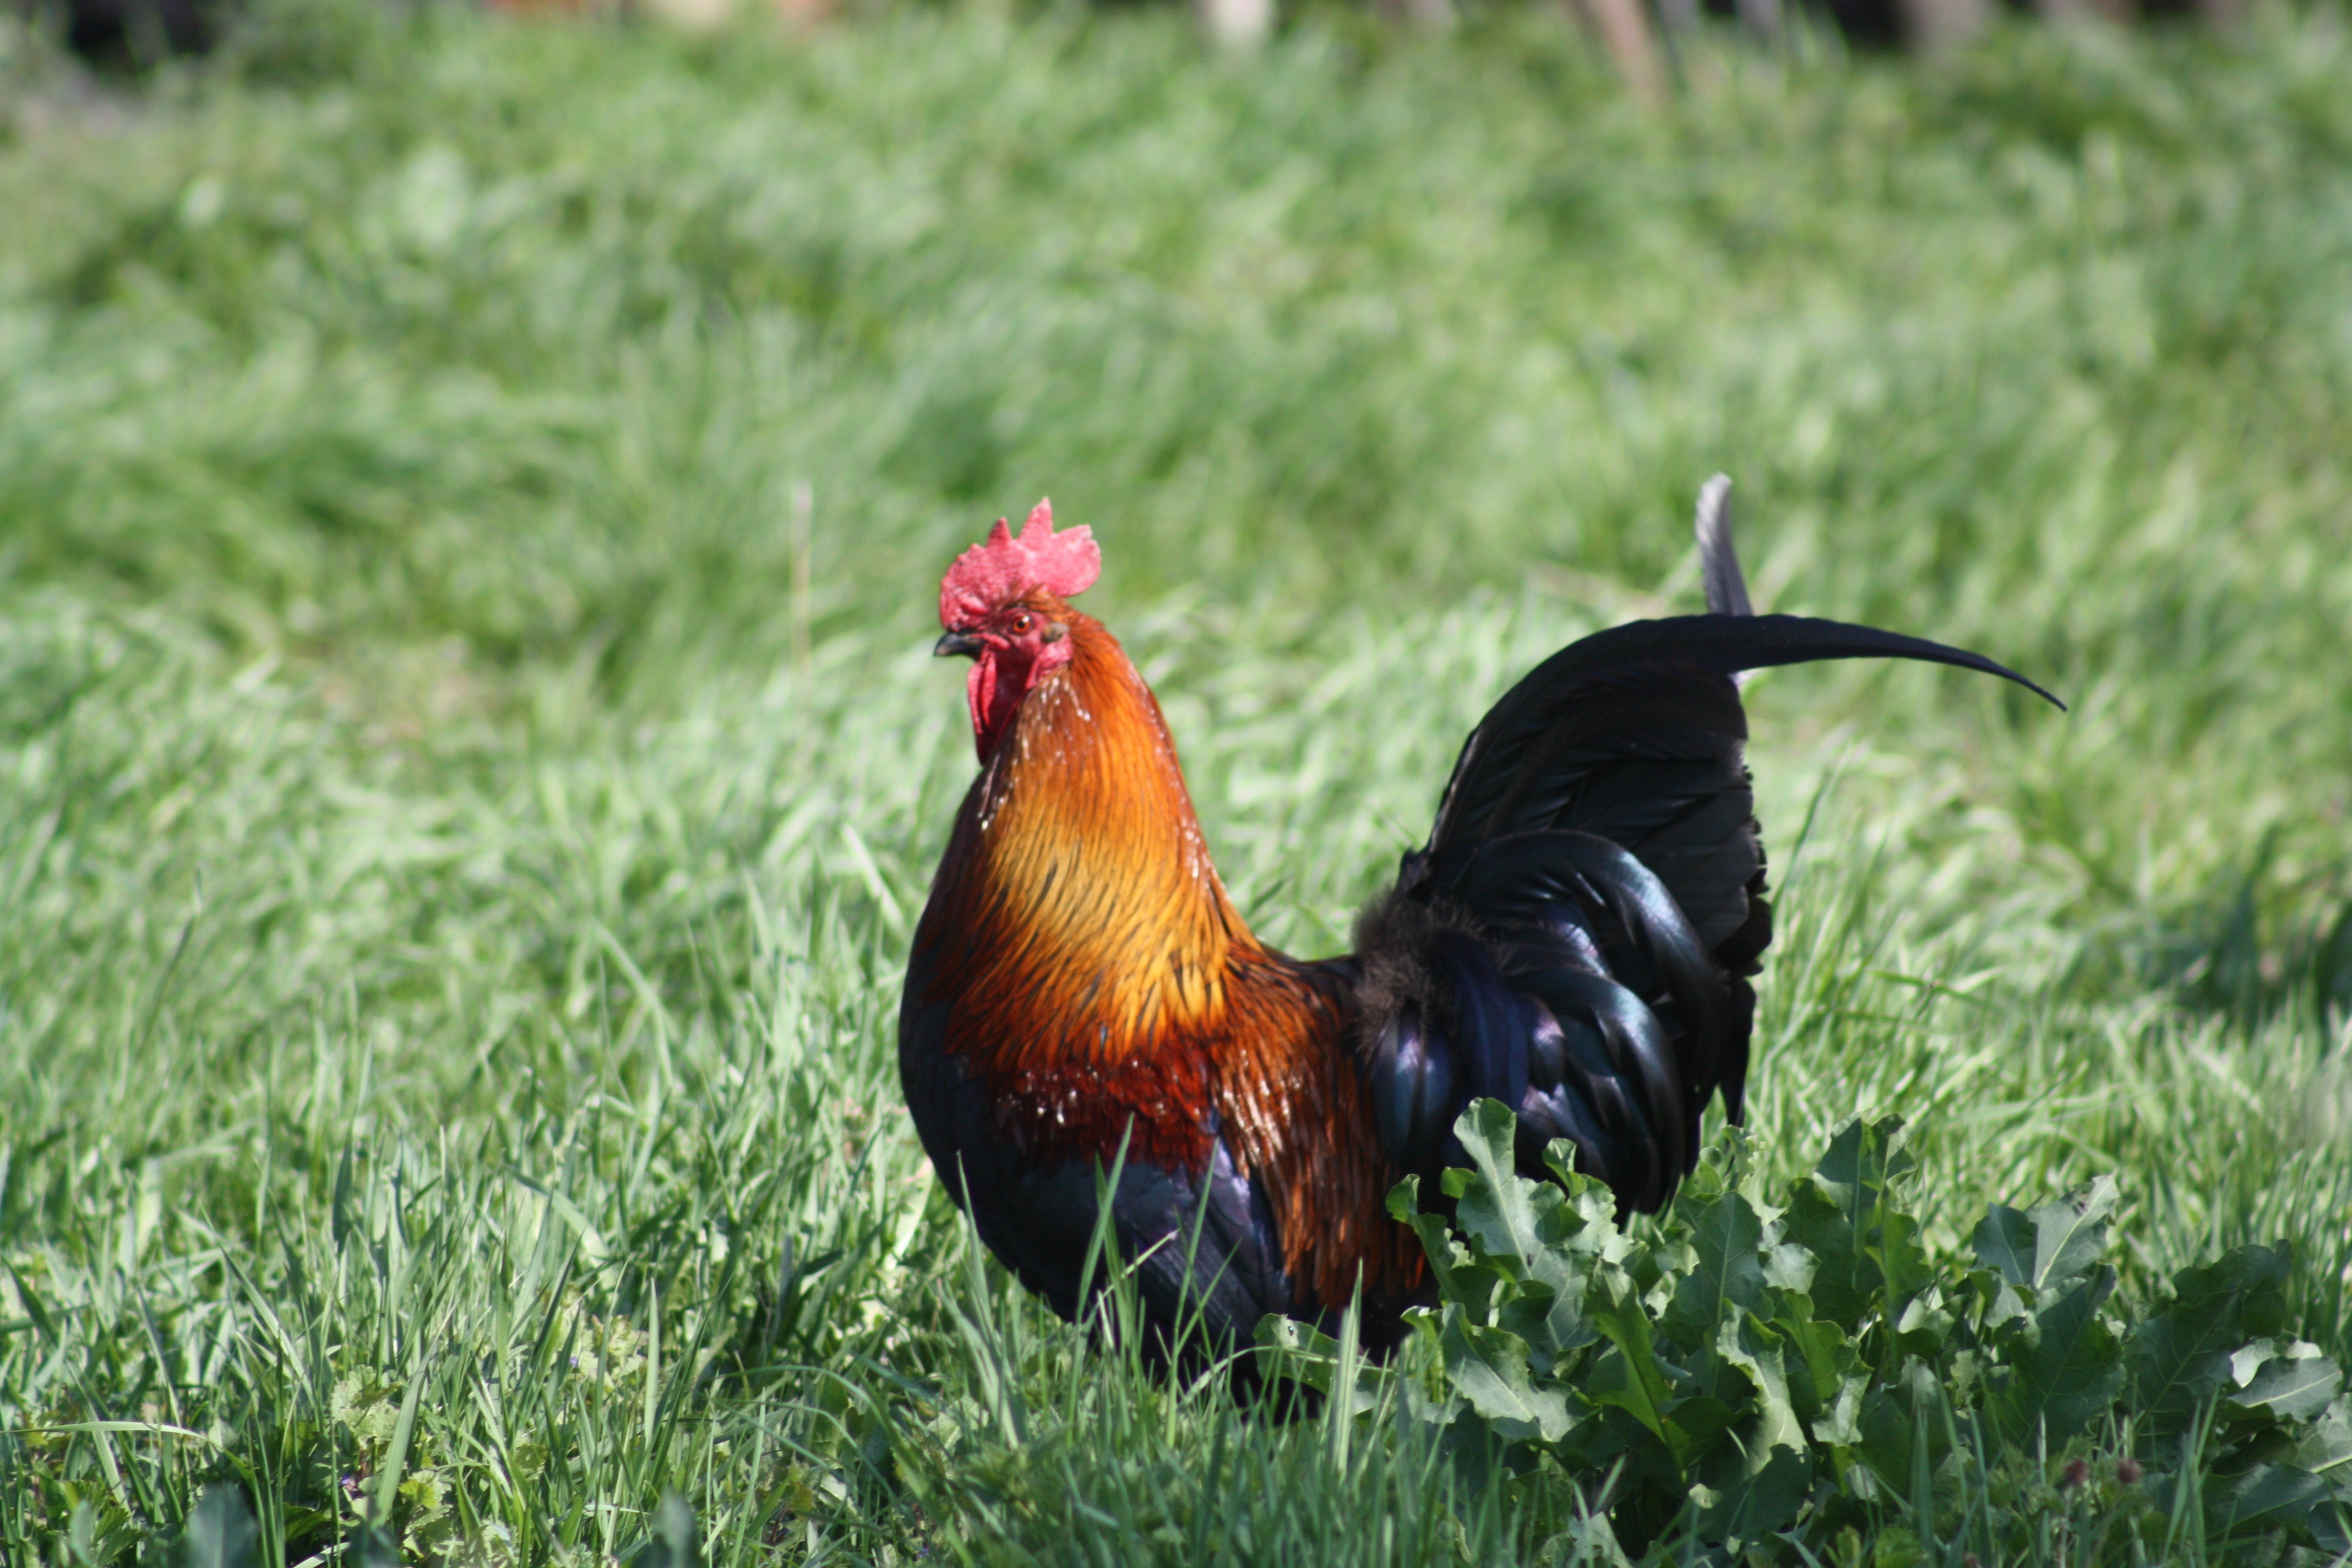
[1011,613,1036,634]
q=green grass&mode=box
[2,0,2350,1559]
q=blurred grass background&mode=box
[1,0,2349,1560]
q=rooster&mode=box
[900,488,2057,1367]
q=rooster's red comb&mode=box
[939,499,1101,628]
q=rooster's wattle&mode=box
[899,493,2056,1366]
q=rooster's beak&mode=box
[935,630,983,659]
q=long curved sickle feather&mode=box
[1429,613,2064,853]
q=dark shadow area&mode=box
[2141,836,2352,1032]
[14,0,226,66]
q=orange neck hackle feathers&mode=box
[917,511,1424,1313]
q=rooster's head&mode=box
[935,499,1101,761]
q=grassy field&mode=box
[3,0,2350,1560]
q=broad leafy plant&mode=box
[1263,1103,2352,1564]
